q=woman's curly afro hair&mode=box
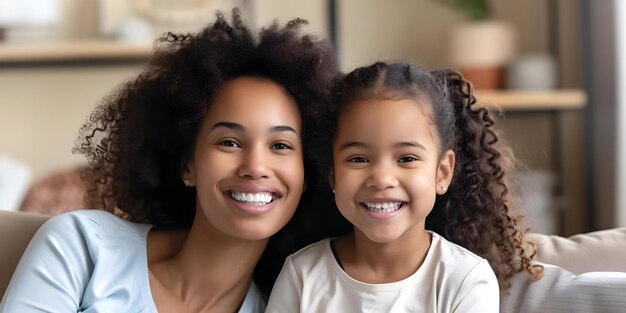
[73,9,339,230]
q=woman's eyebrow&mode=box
[271,125,298,135]
[211,121,245,132]
[211,122,298,135]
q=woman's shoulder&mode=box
[40,210,152,248]
[47,209,149,231]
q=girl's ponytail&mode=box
[429,69,543,291]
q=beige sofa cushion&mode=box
[501,228,626,312]
[502,263,626,313]
[0,211,49,297]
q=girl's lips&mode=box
[360,202,406,220]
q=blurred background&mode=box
[0,0,623,236]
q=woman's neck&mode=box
[147,214,268,312]
[335,227,431,284]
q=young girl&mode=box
[266,62,543,312]
[0,10,339,312]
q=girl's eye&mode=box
[398,156,417,163]
[271,142,293,150]
[348,156,368,163]
[219,140,240,148]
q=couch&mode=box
[1,210,625,311]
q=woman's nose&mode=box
[238,146,272,179]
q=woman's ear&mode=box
[436,149,455,195]
[181,161,196,187]
[328,167,335,192]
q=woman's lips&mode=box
[225,189,282,216]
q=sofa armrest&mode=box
[528,227,626,274]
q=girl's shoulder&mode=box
[427,231,496,285]
[284,238,334,270]
[289,238,332,259]
[429,231,484,263]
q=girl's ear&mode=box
[436,149,455,195]
[328,167,336,191]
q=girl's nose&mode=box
[365,164,399,190]
[238,146,272,179]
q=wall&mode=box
[0,0,329,181]
[618,0,626,227]
[0,1,588,234]
[0,64,145,180]
[334,0,586,235]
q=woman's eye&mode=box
[348,156,368,163]
[271,143,292,150]
[219,140,240,148]
[398,156,417,163]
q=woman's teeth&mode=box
[229,192,274,206]
[364,202,403,213]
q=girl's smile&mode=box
[360,199,408,220]
[332,97,454,245]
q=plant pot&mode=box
[449,20,516,89]
[459,67,505,90]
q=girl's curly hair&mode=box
[325,62,543,293]
[72,9,338,231]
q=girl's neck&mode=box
[147,213,268,312]
[336,227,431,284]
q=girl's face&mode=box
[331,98,454,244]
[184,76,304,241]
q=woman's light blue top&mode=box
[0,210,265,312]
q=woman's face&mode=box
[184,76,304,241]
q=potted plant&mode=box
[439,0,516,89]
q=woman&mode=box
[0,10,338,312]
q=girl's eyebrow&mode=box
[338,141,367,151]
[396,141,427,151]
[338,141,427,151]
[211,121,298,135]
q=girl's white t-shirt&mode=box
[266,232,499,313]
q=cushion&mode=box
[502,263,626,313]
[0,211,49,297]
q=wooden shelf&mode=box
[475,89,587,111]
[0,39,153,63]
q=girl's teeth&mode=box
[229,192,273,206]
[364,202,402,213]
